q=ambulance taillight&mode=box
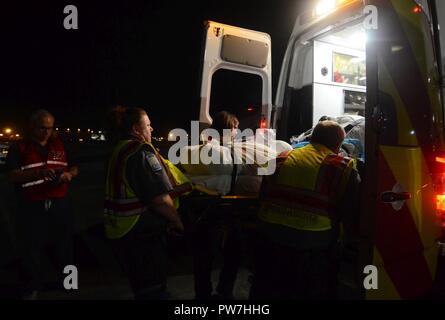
[412,5,422,14]
[433,157,445,230]
[436,194,445,228]
[260,117,267,129]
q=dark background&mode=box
[0,0,309,137]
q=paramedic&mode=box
[6,109,78,298]
[104,106,184,299]
[250,120,360,299]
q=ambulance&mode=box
[197,0,445,299]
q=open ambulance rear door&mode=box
[198,21,272,131]
[363,0,445,299]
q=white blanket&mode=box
[180,137,292,195]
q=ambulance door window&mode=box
[210,69,262,132]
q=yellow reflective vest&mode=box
[258,143,355,232]
[104,140,192,239]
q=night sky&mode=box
[1,0,308,137]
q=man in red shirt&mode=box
[6,109,78,299]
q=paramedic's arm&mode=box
[8,167,56,184]
[127,146,184,234]
[6,143,57,184]
[59,166,79,183]
[151,193,184,235]
[59,143,79,183]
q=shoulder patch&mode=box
[146,153,163,172]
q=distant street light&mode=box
[4,128,12,134]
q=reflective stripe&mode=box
[112,141,142,199]
[22,179,45,188]
[264,187,335,218]
[104,140,146,238]
[104,197,141,205]
[17,137,69,201]
[47,160,68,166]
[104,140,190,238]
[259,144,352,231]
[104,197,148,217]
[21,162,46,170]
[316,154,352,197]
[104,206,148,217]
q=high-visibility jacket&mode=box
[104,140,192,239]
[258,143,355,232]
[17,137,68,201]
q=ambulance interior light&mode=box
[316,0,336,16]
[348,31,367,46]
[315,0,360,17]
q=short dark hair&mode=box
[106,106,147,143]
[29,109,54,127]
[311,120,345,152]
[211,111,239,136]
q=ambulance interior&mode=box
[184,21,369,195]
[286,22,367,161]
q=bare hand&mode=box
[59,172,73,183]
[167,219,184,237]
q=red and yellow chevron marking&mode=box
[365,0,442,299]
[367,147,439,299]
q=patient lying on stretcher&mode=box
[178,111,292,196]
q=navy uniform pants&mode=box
[17,197,73,295]
[110,214,169,300]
